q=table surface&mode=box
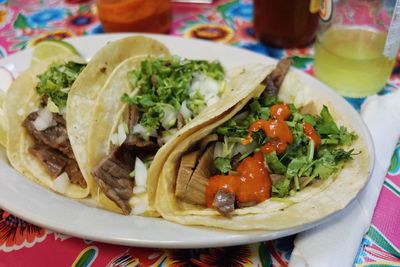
[0,0,399,266]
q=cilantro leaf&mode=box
[35,61,86,109]
[316,105,339,135]
[251,130,267,146]
[187,90,206,115]
[141,105,163,130]
[272,179,291,198]
[122,58,224,132]
[264,151,287,174]
[216,121,248,138]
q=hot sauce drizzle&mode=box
[303,122,321,150]
[205,152,271,208]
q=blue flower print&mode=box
[27,8,64,27]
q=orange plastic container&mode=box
[97,0,172,33]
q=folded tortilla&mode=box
[154,63,371,230]
[67,36,170,197]
[85,57,265,215]
[5,55,89,198]
[6,36,169,199]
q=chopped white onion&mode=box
[133,186,146,194]
[110,133,119,145]
[132,123,152,140]
[117,123,127,145]
[134,157,147,188]
[33,108,53,131]
[132,123,146,135]
[190,73,221,104]
[131,201,148,215]
[53,172,70,194]
[180,101,192,121]
[161,104,177,130]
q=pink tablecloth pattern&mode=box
[0,0,399,266]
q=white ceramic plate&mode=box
[0,33,374,248]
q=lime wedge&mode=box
[31,40,80,65]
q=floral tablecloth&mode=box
[0,0,399,266]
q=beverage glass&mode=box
[96,0,172,33]
[253,0,320,48]
[314,0,400,97]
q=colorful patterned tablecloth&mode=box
[0,0,399,266]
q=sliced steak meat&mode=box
[23,112,74,159]
[177,144,216,205]
[65,159,87,188]
[261,58,292,97]
[125,105,140,133]
[91,146,135,215]
[175,151,200,199]
[213,189,235,217]
[177,112,185,130]
[124,135,159,152]
[23,111,86,189]
[29,145,67,178]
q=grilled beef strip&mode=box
[65,159,87,188]
[212,189,235,216]
[261,58,292,97]
[92,104,152,215]
[29,145,67,178]
[177,112,185,130]
[175,143,216,205]
[23,112,74,159]
[91,144,135,215]
[125,105,140,132]
[23,111,87,188]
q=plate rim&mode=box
[0,33,375,248]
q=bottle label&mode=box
[384,0,400,59]
[319,0,333,22]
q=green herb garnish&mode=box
[35,61,86,109]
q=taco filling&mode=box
[22,61,87,190]
[174,59,358,216]
[91,57,226,215]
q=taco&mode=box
[154,59,371,230]
[6,36,169,198]
[86,54,254,215]
[6,55,89,198]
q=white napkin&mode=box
[289,89,400,267]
